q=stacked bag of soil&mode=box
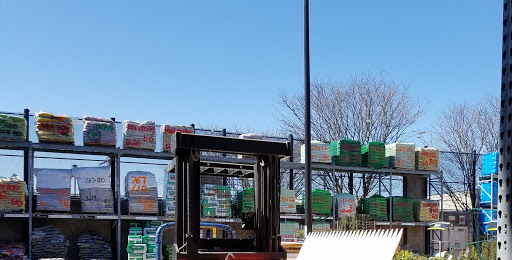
[83,116,117,147]
[77,232,112,260]
[359,194,387,221]
[0,241,28,259]
[0,174,26,212]
[35,111,74,144]
[361,142,386,169]
[236,188,255,217]
[201,184,231,217]
[330,140,361,166]
[122,121,156,150]
[414,199,440,222]
[385,143,415,170]
[34,168,72,212]
[280,188,296,214]
[125,171,158,214]
[303,189,331,215]
[415,147,440,171]
[161,125,194,152]
[0,114,26,142]
[32,225,69,259]
[388,196,414,222]
[73,166,114,214]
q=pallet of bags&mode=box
[163,172,176,216]
[123,121,156,151]
[32,225,69,259]
[334,193,356,218]
[83,116,117,147]
[35,111,74,144]
[415,147,440,171]
[201,184,232,217]
[161,125,194,152]
[330,140,361,166]
[73,166,114,214]
[301,141,331,163]
[0,174,26,212]
[280,222,300,242]
[236,188,255,217]
[34,168,72,212]
[482,152,499,176]
[361,142,386,169]
[385,143,415,170]
[388,196,414,222]
[359,194,387,221]
[0,241,28,259]
[0,114,27,142]
[303,189,331,215]
[77,232,112,260]
[125,171,158,214]
[414,199,440,222]
[280,188,296,214]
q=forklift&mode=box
[158,132,290,259]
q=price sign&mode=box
[131,176,147,192]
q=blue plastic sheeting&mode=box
[479,209,497,223]
[481,152,499,176]
[480,182,498,205]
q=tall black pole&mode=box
[304,0,312,235]
[289,134,294,190]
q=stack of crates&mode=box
[201,184,232,217]
[236,188,255,217]
[330,140,361,166]
[127,220,160,260]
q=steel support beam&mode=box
[304,0,312,236]
[499,1,512,258]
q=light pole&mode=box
[304,0,312,235]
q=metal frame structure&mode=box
[168,132,290,259]
[499,2,512,259]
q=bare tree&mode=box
[277,71,426,197]
[433,94,499,211]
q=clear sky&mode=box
[0,1,503,136]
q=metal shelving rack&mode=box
[477,173,498,237]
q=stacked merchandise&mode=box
[77,232,112,260]
[163,172,175,216]
[413,199,440,222]
[164,245,174,260]
[385,143,415,170]
[34,168,72,212]
[127,221,159,260]
[125,171,158,214]
[330,140,361,166]
[0,241,28,259]
[73,166,114,213]
[0,174,26,212]
[361,142,386,169]
[303,189,331,215]
[388,197,414,222]
[280,188,296,214]
[122,121,156,151]
[359,194,387,221]
[238,133,262,159]
[280,222,300,242]
[161,125,194,152]
[236,188,255,217]
[83,116,117,147]
[0,114,26,142]
[312,222,330,232]
[35,111,74,144]
[127,221,145,260]
[482,152,499,176]
[32,225,69,259]
[415,147,440,171]
[300,141,331,163]
[480,182,498,206]
[201,184,232,217]
[334,193,356,218]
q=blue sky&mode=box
[0,1,503,137]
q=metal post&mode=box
[304,0,312,235]
[115,150,121,260]
[471,150,477,209]
[289,134,294,190]
[27,144,33,260]
[389,173,393,230]
[348,173,354,195]
[222,129,227,186]
[499,2,512,259]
